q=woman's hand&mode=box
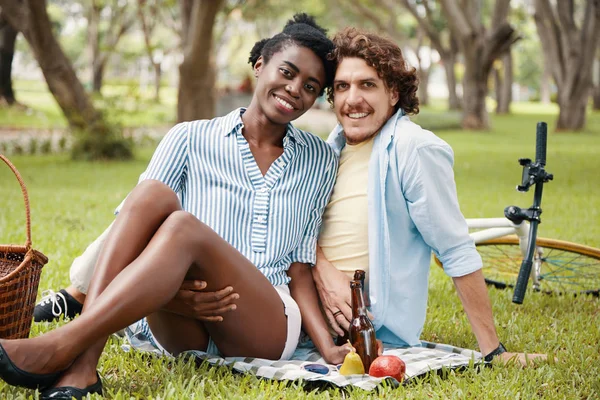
[162,280,239,322]
[312,247,352,335]
[321,343,352,365]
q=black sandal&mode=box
[41,372,103,399]
[0,342,63,390]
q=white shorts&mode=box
[125,284,302,361]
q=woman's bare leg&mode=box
[0,180,287,389]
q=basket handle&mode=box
[0,154,32,249]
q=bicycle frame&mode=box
[466,219,545,291]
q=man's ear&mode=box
[389,89,400,107]
[254,56,264,78]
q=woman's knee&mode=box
[162,211,210,249]
[124,180,180,216]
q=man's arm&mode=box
[453,269,548,365]
[288,262,350,364]
[311,245,352,335]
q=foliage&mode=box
[70,120,133,161]
[0,108,599,398]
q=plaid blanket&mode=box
[179,341,483,391]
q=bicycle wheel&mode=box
[477,236,600,296]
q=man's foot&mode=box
[33,289,84,322]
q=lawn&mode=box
[1,108,599,398]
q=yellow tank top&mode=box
[319,137,373,278]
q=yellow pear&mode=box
[339,342,365,375]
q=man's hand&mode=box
[162,280,239,322]
[497,352,549,367]
[312,250,352,335]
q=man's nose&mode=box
[346,86,363,106]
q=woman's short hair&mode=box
[327,27,419,115]
[248,13,335,95]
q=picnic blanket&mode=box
[176,341,483,391]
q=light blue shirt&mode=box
[327,109,482,346]
[137,108,337,286]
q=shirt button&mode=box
[281,162,287,168]
[260,187,268,193]
[257,215,266,223]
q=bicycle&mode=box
[437,122,600,304]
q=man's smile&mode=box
[347,112,369,119]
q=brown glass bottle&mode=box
[349,279,378,372]
[335,270,367,346]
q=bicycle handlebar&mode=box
[535,122,547,167]
[512,122,549,304]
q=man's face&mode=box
[333,57,399,145]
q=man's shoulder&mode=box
[391,117,452,154]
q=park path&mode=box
[0,108,338,146]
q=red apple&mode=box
[368,355,406,382]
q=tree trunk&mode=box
[418,66,430,106]
[0,13,17,104]
[92,58,105,93]
[540,64,551,104]
[441,53,461,110]
[593,58,600,110]
[462,46,489,130]
[177,0,223,122]
[0,0,131,159]
[440,0,518,129]
[88,0,100,92]
[153,61,161,103]
[496,51,512,114]
[533,0,599,131]
[557,89,588,130]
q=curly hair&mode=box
[327,27,419,115]
[248,13,335,95]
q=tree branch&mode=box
[439,0,474,39]
[0,0,28,34]
[399,0,444,53]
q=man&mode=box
[312,27,544,365]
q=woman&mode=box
[0,14,348,399]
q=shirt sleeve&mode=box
[402,143,482,277]
[114,123,189,215]
[289,153,338,265]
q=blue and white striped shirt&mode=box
[139,108,338,286]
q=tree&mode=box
[0,0,132,159]
[137,0,164,103]
[86,0,135,93]
[177,0,224,122]
[440,0,519,129]
[533,0,600,131]
[594,54,600,110]
[399,0,462,110]
[0,9,17,105]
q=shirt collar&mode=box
[221,107,307,147]
[326,108,405,155]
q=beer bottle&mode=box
[335,270,367,346]
[349,279,378,372]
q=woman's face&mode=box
[252,45,325,125]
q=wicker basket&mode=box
[0,154,48,339]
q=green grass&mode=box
[0,80,176,129]
[1,109,600,398]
